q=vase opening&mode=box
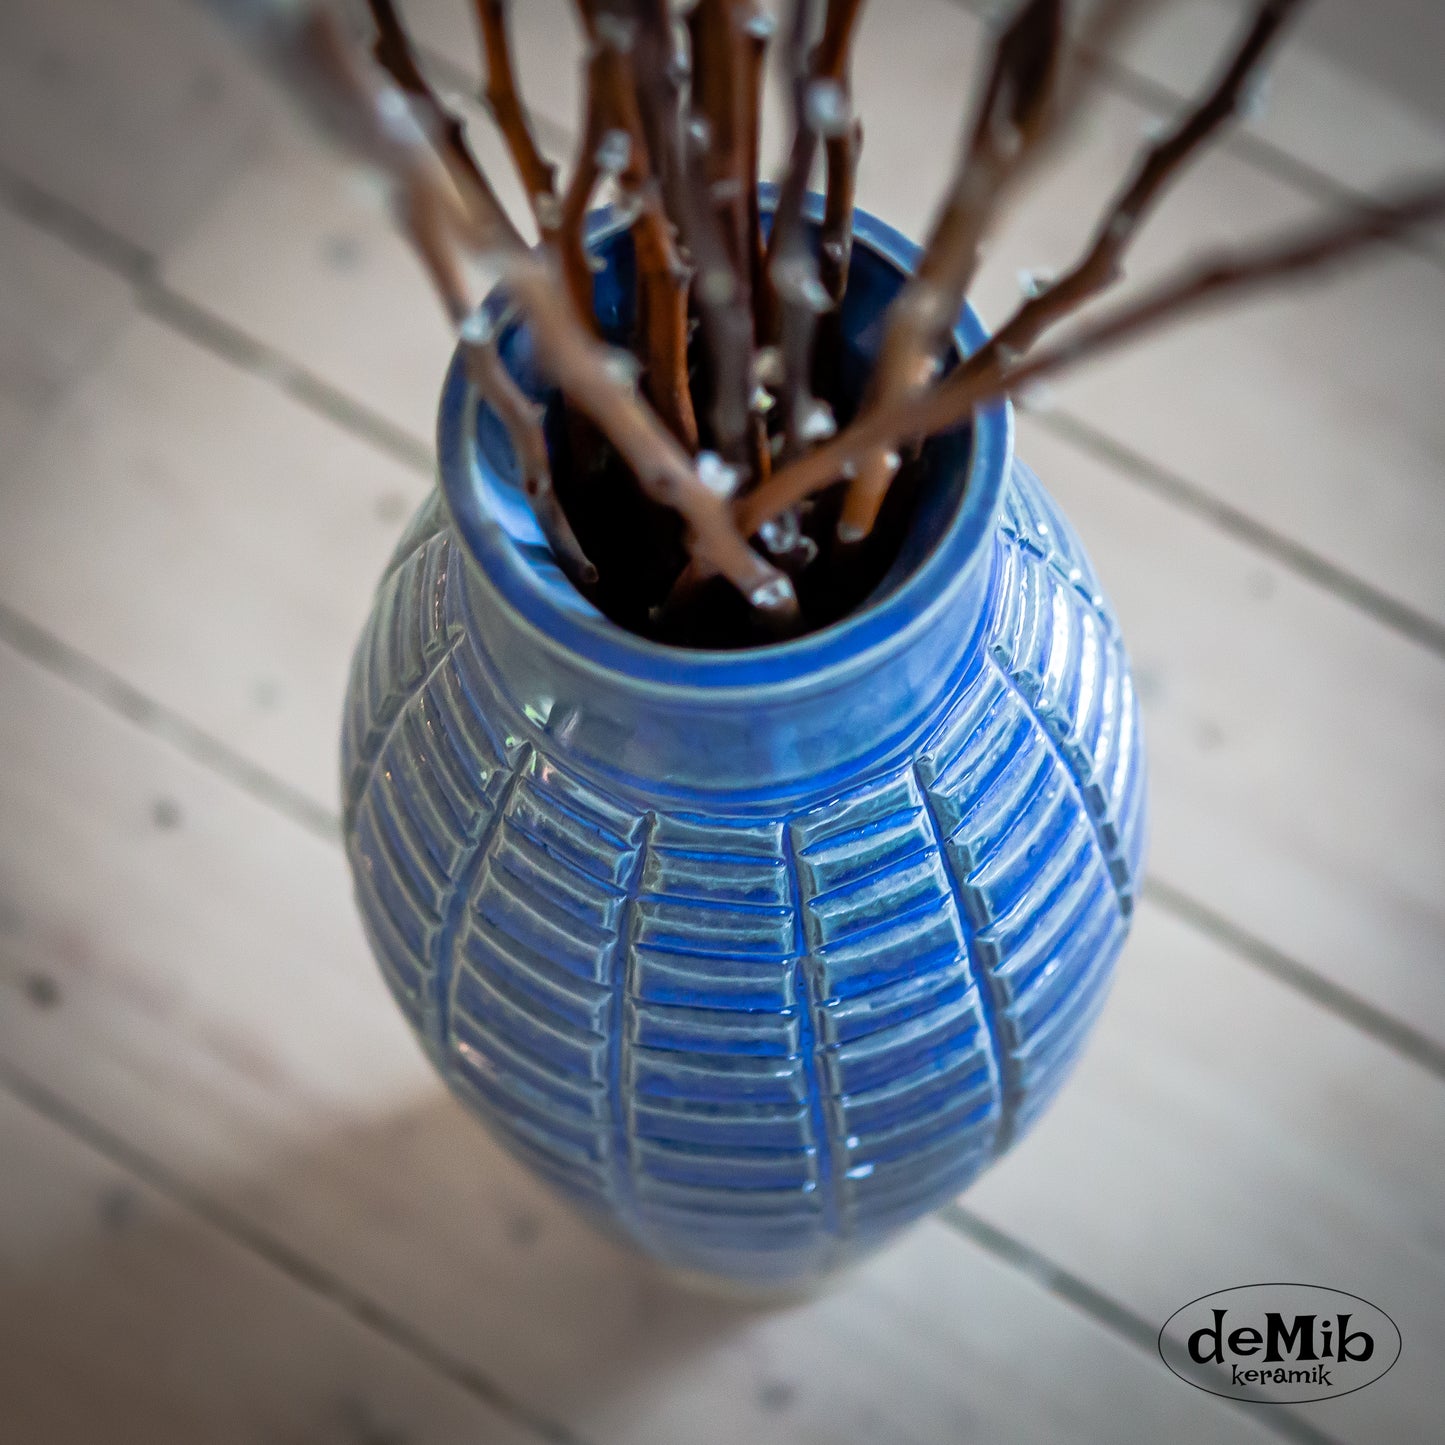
[439,197,1013,685]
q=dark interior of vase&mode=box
[481,215,975,651]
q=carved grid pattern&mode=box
[342,460,1146,1282]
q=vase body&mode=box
[341,206,1147,1290]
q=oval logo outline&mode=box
[1157,1282,1401,1405]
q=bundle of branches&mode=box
[205,0,1444,647]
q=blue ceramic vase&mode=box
[341,203,1147,1291]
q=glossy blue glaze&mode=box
[341,202,1147,1289]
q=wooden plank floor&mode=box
[0,1,1441,1441]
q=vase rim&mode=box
[436,195,1013,697]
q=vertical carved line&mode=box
[784,821,840,1246]
[428,747,533,1058]
[607,810,654,1245]
[985,650,1136,916]
[912,761,1015,1156]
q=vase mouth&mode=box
[437,195,1013,695]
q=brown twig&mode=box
[210,0,789,612]
[471,1,558,228]
[628,1,754,469]
[983,0,1306,365]
[463,338,597,586]
[741,4,772,332]
[572,1,698,446]
[739,179,1445,536]
[505,256,797,615]
[616,123,699,448]
[815,0,866,306]
[837,0,1066,540]
[556,9,614,326]
[327,5,588,580]
[767,0,836,459]
[630,0,689,227]
[689,2,754,278]
[366,0,513,227]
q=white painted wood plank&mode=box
[0,0,272,256]
[1015,412,1445,1046]
[0,205,133,464]
[160,101,528,447]
[160,125,456,448]
[0,1087,543,1445]
[0,308,430,808]
[1108,0,1445,195]
[965,902,1445,1445]
[0,640,1281,1445]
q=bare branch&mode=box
[689,1,755,277]
[630,0,689,226]
[739,179,1445,536]
[837,0,1066,539]
[614,97,699,448]
[463,337,597,586]
[983,0,1306,364]
[208,0,787,611]
[816,0,866,305]
[506,257,798,616]
[471,0,559,226]
[626,2,754,470]
[767,0,836,459]
[741,4,772,330]
[556,8,614,326]
[572,0,698,446]
[367,0,506,219]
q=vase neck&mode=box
[452,528,997,814]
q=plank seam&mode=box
[941,1204,1348,1445]
[0,1055,591,1445]
[1033,407,1445,661]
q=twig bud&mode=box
[760,511,801,554]
[595,129,632,175]
[744,9,777,41]
[799,399,837,442]
[610,189,645,227]
[774,256,830,313]
[1016,267,1056,299]
[805,80,852,138]
[1241,73,1271,121]
[697,450,742,498]
[753,347,785,388]
[603,348,641,389]
[749,575,798,612]
[698,267,738,305]
[458,309,498,345]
